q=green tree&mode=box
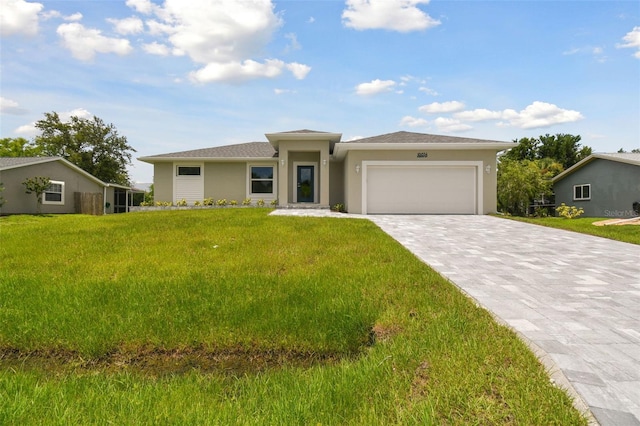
[537,134,591,169]
[501,137,539,162]
[618,147,640,153]
[497,159,552,216]
[144,183,154,204]
[34,112,135,185]
[22,176,51,214]
[0,137,43,157]
[502,133,591,169]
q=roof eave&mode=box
[552,153,640,183]
[265,132,343,150]
[333,142,516,160]
[0,156,107,187]
[138,156,278,163]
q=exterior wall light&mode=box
[280,159,285,166]
[356,164,361,174]
[485,165,491,174]
[322,159,327,166]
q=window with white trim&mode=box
[43,181,64,205]
[250,166,274,195]
[573,184,590,201]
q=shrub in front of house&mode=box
[555,203,584,219]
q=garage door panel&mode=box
[366,166,476,214]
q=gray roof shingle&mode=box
[146,142,277,159]
[596,152,640,165]
[344,131,508,145]
[0,156,60,169]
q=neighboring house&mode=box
[139,130,515,215]
[0,157,133,215]
[552,153,640,218]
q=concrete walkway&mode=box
[270,211,640,425]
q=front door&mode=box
[297,165,315,203]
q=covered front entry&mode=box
[363,161,481,214]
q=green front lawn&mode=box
[0,210,587,424]
[502,216,640,245]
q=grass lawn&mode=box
[0,210,587,425]
[501,216,640,245]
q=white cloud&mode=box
[501,101,584,129]
[59,108,92,121]
[14,124,38,136]
[274,88,296,95]
[433,117,472,132]
[286,62,311,79]
[108,16,144,35]
[146,19,174,36]
[451,102,583,129]
[453,108,503,122]
[14,108,92,137]
[356,79,396,95]
[419,86,438,96]
[189,59,286,83]
[308,17,315,24]
[125,0,310,83]
[0,97,28,114]
[125,0,157,15]
[617,26,640,59]
[143,41,171,56]
[151,0,282,64]
[400,116,428,127]
[419,101,465,114]
[284,32,301,51]
[65,12,82,22]
[57,23,133,61]
[342,0,440,32]
[562,45,607,62]
[0,0,43,36]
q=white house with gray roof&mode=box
[553,153,640,218]
[139,130,515,214]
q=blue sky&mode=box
[1,0,639,184]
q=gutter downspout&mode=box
[103,186,107,215]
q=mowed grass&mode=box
[503,216,640,245]
[0,210,587,425]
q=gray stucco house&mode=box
[552,153,640,218]
[139,130,515,214]
[0,157,132,215]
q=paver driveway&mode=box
[369,215,640,426]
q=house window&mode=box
[43,181,64,205]
[250,166,274,194]
[573,184,590,201]
[177,166,201,176]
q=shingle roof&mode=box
[596,152,640,165]
[344,131,507,145]
[0,156,60,169]
[144,142,277,159]
[552,152,640,182]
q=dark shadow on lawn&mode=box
[0,344,356,377]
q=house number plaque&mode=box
[417,152,428,158]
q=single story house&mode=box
[0,156,134,215]
[139,130,515,214]
[552,153,640,218]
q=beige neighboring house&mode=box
[0,157,133,215]
[139,130,516,214]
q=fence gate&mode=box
[74,192,104,215]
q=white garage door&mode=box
[366,165,477,214]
